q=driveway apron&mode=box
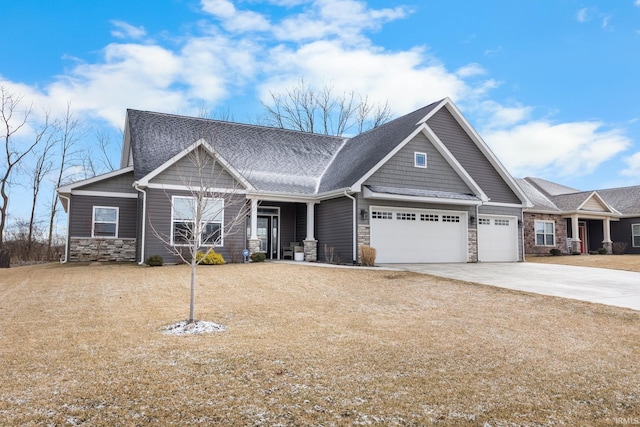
[382,262,640,311]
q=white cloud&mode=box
[635,0,640,7]
[110,20,146,39]
[259,41,479,115]
[577,8,590,23]
[272,0,411,43]
[455,63,486,78]
[621,152,640,177]
[201,0,270,32]
[483,120,630,178]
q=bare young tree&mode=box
[150,143,250,323]
[47,103,86,258]
[26,120,57,252]
[259,79,392,136]
[0,86,47,249]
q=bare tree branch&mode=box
[148,143,251,323]
[259,79,392,136]
[0,86,38,248]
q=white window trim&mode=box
[632,223,640,248]
[414,152,427,168]
[92,206,119,238]
[171,195,224,247]
[535,220,555,247]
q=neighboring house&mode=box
[57,98,531,264]
[517,177,640,255]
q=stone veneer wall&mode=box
[69,238,136,262]
[467,228,478,262]
[357,224,370,264]
[523,213,568,255]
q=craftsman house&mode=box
[518,177,640,255]
[57,98,531,264]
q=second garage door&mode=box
[477,215,519,262]
[370,206,468,263]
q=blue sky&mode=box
[2,0,640,225]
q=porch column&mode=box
[248,198,260,254]
[303,202,318,262]
[571,214,581,253]
[602,217,613,254]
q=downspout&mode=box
[134,183,147,265]
[58,194,71,263]
[343,191,357,263]
[475,202,482,263]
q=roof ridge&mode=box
[126,108,345,140]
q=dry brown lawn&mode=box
[528,254,640,273]
[1,262,639,426]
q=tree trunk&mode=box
[189,258,196,323]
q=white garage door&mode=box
[370,207,468,263]
[477,215,518,262]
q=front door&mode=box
[248,207,280,259]
[579,222,588,253]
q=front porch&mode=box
[245,199,318,262]
[566,215,618,254]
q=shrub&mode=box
[572,251,582,256]
[360,245,377,266]
[597,247,608,255]
[549,248,562,256]
[195,250,225,265]
[612,242,627,255]
[588,250,598,255]
[145,255,163,266]
[250,252,266,263]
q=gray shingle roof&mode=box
[519,177,640,216]
[127,109,345,194]
[597,186,640,215]
[128,101,443,196]
[515,178,560,211]
[317,102,440,192]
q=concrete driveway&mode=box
[382,262,640,311]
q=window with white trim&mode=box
[478,218,490,225]
[495,219,510,226]
[632,224,640,247]
[442,215,460,223]
[92,206,118,237]
[414,152,427,168]
[171,196,224,246]
[420,214,438,222]
[535,220,555,246]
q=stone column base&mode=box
[571,240,581,254]
[303,240,318,262]
[248,239,261,255]
[602,241,613,254]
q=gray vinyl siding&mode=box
[316,197,354,263]
[295,204,307,243]
[427,108,521,204]
[365,133,473,194]
[150,148,239,189]
[143,188,247,263]
[75,171,136,194]
[611,218,640,254]
[69,195,137,238]
[479,205,524,261]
